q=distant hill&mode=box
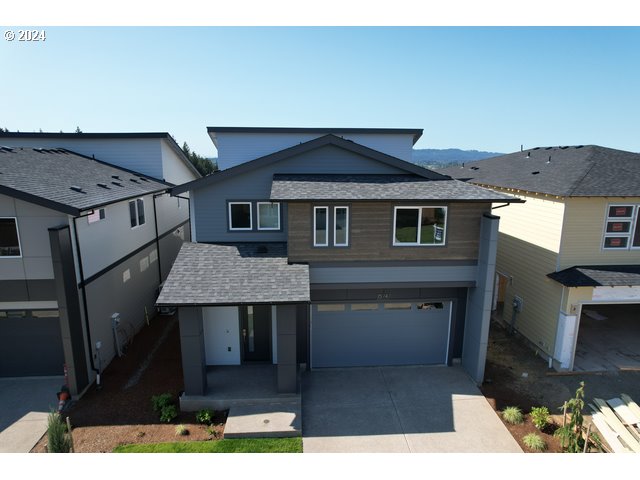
[412,148,502,169]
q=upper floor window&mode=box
[229,202,252,230]
[87,208,106,224]
[603,204,640,250]
[129,199,146,228]
[0,217,21,257]
[393,206,447,246]
[257,202,280,230]
[314,205,350,247]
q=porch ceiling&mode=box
[156,242,310,306]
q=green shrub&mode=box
[196,409,213,425]
[159,404,178,423]
[47,412,71,453]
[530,406,550,430]
[151,393,173,413]
[502,406,524,425]
[523,433,546,452]
[175,424,189,436]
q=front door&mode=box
[241,305,272,362]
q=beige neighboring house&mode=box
[442,145,640,372]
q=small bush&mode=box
[47,412,71,453]
[151,393,173,413]
[523,433,546,451]
[159,404,178,423]
[530,406,550,430]
[175,424,189,436]
[502,406,524,425]
[196,409,213,425]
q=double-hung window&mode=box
[0,217,22,257]
[314,206,350,247]
[129,199,145,228]
[603,204,640,249]
[393,206,447,246]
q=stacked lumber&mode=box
[590,394,640,453]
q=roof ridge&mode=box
[565,145,600,196]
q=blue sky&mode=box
[2,27,639,157]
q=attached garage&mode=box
[0,309,64,377]
[311,301,452,368]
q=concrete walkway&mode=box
[302,365,522,453]
[0,376,63,453]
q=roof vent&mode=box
[97,183,110,189]
[575,145,584,149]
[112,175,120,180]
[138,177,149,182]
[526,152,531,158]
[547,156,552,164]
[111,181,123,187]
[532,171,540,175]
[560,146,569,149]
[533,147,540,150]
[70,185,86,194]
[470,166,480,170]
[0,146,13,152]
[545,147,553,150]
[130,178,140,184]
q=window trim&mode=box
[0,216,22,258]
[314,206,329,247]
[228,201,253,231]
[333,206,350,247]
[257,202,281,231]
[602,203,640,250]
[129,198,146,229]
[392,206,448,247]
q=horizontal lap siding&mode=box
[288,202,488,262]
[559,197,640,270]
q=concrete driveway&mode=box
[0,376,63,452]
[302,365,521,453]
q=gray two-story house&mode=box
[156,127,519,406]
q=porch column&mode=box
[178,306,207,395]
[276,304,297,393]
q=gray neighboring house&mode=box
[0,140,198,396]
[157,127,521,405]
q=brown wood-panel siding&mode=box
[287,202,489,262]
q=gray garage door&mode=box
[0,309,65,377]
[311,301,452,368]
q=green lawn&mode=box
[113,437,303,453]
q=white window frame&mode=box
[228,202,253,231]
[392,206,448,246]
[257,202,281,231]
[333,206,349,247]
[602,203,640,250]
[0,216,22,258]
[314,206,329,247]
[129,198,146,229]
[87,208,106,224]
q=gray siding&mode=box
[0,194,68,281]
[0,138,164,180]
[192,145,407,242]
[289,202,489,263]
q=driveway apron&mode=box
[302,365,521,453]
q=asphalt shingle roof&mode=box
[440,145,640,197]
[547,265,640,287]
[156,242,310,306]
[0,147,169,215]
[270,174,518,202]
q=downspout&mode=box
[174,194,192,241]
[152,193,163,284]
[72,215,100,381]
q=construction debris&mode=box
[590,394,640,453]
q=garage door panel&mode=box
[312,302,451,368]
[0,314,64,377]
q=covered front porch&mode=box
[156,242,311,410]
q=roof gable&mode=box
[173,134,448,195]
[441,145,640,197]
